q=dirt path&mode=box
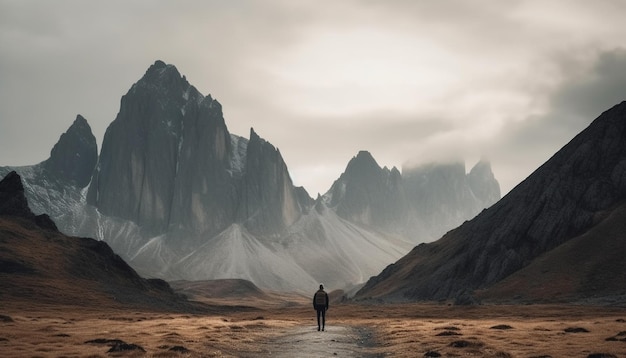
[257,324,380,357]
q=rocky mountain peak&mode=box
[327,151,384,207]
[43,114,98,188]
[467,160,500,205]
[141,60,186,89]
[0,171,57,230]
[239,128,302,234]
[147,59,168,73]
[326,150,406,227]
[345,150,380,177]
[87,61,230,234]
[248,127,264,147]
[87,61,306,238]
[129,60,209,115]
[324,151,501,236]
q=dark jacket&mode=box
[313,289,329,310]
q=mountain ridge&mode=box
[355,101,626,302]
[0,60,501,293]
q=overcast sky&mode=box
[2,1,626,196]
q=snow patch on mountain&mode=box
[170,224,318,292]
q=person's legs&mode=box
[316,309,321,331]
[321,309,326,331]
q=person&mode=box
[313,284,329,331]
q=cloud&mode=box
[2,1,626,197]
[551,49,626,122]
[488,48,626,193]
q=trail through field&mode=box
[261,324,380,357]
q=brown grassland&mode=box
[1,295,625,357]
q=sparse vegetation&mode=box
[3,299,624,357]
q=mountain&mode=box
[1,61,500,293]
[476,201,626,304]
[0,171,194,310]
[87,61,239,235]
[325,151,500,240]
[355,101,626,303]
[44,114,98,188]
[326,151,407,228]
[401,160,500,239]
[87,60,306,238]
[0,115,97,218]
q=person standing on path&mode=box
[313,284,329,331]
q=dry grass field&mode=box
[1,296,625,357]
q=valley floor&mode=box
[0,299,625,357]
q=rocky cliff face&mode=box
[87,61,303,237]
[43,115,98,188]
[238,128,304,235]
[87,61,235,235]
[356,101,626,302]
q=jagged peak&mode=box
[74,114,89,126]
[144,60,180,79]
[152,59,167,69]
[131,60,195,100]
[248,127,272,149]
[250,127,258,140]
[200,93,217,107]
[345,150,380,173]
[354,150,376,162]
[66,114,95,141]
[44,114,98,188]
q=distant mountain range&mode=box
[0,60,500,292]
[356,101,626,304]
